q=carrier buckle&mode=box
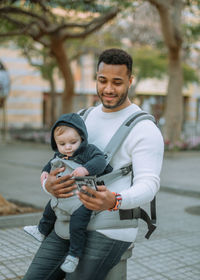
[121,165,132,176]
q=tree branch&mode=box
[0,6,49,26]
[31,35,50,48]
[61,7,119,40]
[0,14,26,28]
[36,0,57,22]
[48,7,119,35]
[69,50,88,62]
[0,31,25,37]
[146,0,182,49]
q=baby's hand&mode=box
[72,167,89,177]
[40,171,49,186]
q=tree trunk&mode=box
[148,0,184,144]
[50,37,74,113]
[49,75,56,126]
[164,48,183,143]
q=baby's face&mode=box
[55,127,82,157]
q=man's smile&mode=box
[102,94,117,100]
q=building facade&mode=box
[0,47,199,134]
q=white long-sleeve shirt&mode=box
[85,103,164,242]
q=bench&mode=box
[105,245,133,280]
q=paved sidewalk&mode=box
[0,141,200,279]
[160,151,200,197]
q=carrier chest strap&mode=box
[98,163,132,185]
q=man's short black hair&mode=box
[97,48,132,77]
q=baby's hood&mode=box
[51,113,88,153]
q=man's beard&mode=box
[97,88,129,110]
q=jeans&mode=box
[23,230,131,280]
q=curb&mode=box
[161,186,200,199]
[0,212,43,229]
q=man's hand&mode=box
[77,185,116,211]
[45,167,76,198]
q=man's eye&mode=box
[114,82,122,86]
[99,79,106,83]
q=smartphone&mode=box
[74,176,97,194]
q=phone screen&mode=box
[74,176,97,192]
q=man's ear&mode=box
[129,75,134,88]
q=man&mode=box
[23,48,164,280]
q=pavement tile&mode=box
[127,261,154,279]
[135,253,188,273]
[169,233,200,248]
[164,248,200,265]
[142,276,169,280]
[162,266,200,280]
[140,238,184,253]
[0,228,39,280]
[131,243,159,258]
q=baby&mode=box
[24,113,112,273]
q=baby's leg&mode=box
[38,200,56,235]
[61,205,92,273]
[24,200,56,242]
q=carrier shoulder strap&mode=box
[103,110,155,165]
[79,107,94,121]
[79,107,155,166]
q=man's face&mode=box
[96,62,133,112]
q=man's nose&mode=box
[104,83,114,94]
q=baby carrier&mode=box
[78,107,157,239]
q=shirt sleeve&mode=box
[42,178,53,196]
[83,144,107,176]
[120,120,164,209]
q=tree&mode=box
[129,46,198,96]
[144,0,183,143]
[108,0,199,144]
[89,4,198,105]
[0,0,119,113]
[129,46,166,96]
[16,37,58,126]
